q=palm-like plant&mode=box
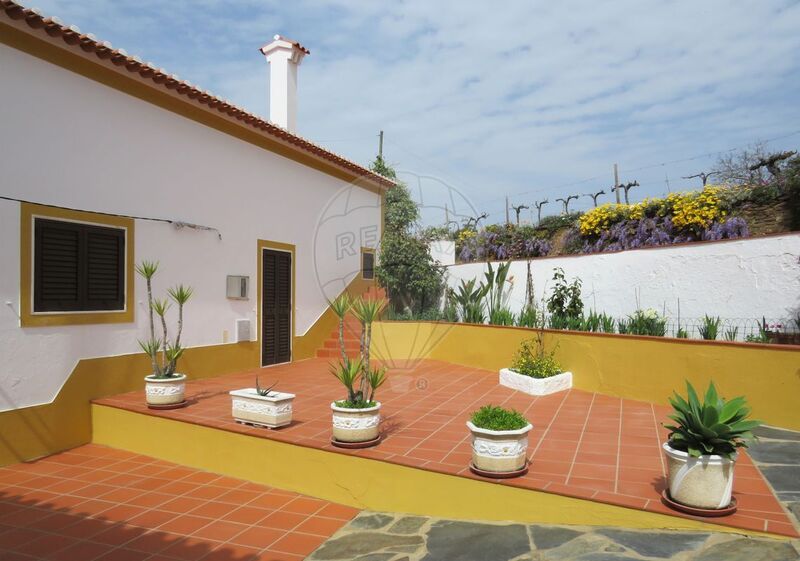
[328,293,352,362]
[351,296,387,398]
[330,358,363,404]
[453,278,487,323]
[136,260,193,378]
[665,381,760,459]
[698,315,722,340]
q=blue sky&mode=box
[28,0,800,225]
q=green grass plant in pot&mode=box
[467,405,532,476]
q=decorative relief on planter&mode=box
[472,437,528,458]
[145,383,185,396]
[231,399,292,415]
[332,413,381,430]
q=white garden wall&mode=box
[0,43,381,410]
[445,234,800,329]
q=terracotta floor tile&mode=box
[192,520,248,542]
[189,501,242,519]
[228,525,283,548]
[223,506,272,525]
[216,489,263,505]
[160,496,208,515]
[95,547,153,561]
[281,497,326,516]
[294,516,347,536]
[49,539,114,561]
[123,530,183,553]
[202,542,261,561]
[270,532,327,556]
[247,494,293,510]
[158,515,213,535]
[159,536,223,561]
[315,503,359,521]
[17,532,76,558]
[257,511,306,531]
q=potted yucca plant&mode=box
[136,261,193,408]
[662,381,761,512]
[467,405,532,477]
[329,295,387,446]
[229,375,295,428]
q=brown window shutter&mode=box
[34,218,125,313]
[362,251,375,280]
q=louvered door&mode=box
[262,249,292,366]
[34,218,125,312]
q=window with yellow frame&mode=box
[20,203,135,327]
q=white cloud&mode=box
[28,0,800,220]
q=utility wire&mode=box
[0,195,222,239]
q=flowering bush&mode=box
[457,224,551,262]
[665,186,726,232]
[578,203,631,236]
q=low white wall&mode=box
[445,234,800,328]
[0,43,380,410]
[429,240,456,266]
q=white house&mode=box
[0,1,392,423]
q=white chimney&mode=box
[260,35,309,133]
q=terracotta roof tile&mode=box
[0,1,393,190]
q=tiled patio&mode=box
[95,358,799,538]
[0,444,358,560]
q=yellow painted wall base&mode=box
[0,342,258,466]
[91,404,777,538]
[374,322,800,431]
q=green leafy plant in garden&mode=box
[723,326,739,342]
[599,313,616,333]
[374,157,443,315]
[618,308,667,336]
[470,405,529,431]
[511,338,562,379]
[665,381,760,459]
[546,268,583,325]
[453,278,487,323]
[483,261,514,326]
[676,327,689,339]
[517,305,539,328]
[745,318,771,343]
[136,260,193,378]
[699,315,722,340]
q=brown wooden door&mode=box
[262,249,292,366]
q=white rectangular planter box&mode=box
[499,368,572,396]
[229,389,295,428]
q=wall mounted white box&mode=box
[226,275,249,300]
[499,368,572,396]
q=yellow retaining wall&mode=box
[92,404,758,536]
[0,342,259,466]
[373,322,800,431]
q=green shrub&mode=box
[537,212,582,235]
[698,315,722,340]
[546,268,584,321]
[516,305,539,328]
[489,307,515,326]
[470,405,529,431]
[665,381,760,458]
[618,309,667,336]
[511,338,562,379]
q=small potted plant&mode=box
[662,381,761,513]
[136,261,193,408]
[499,338,572,396]
[229,376,295,428]
[467,405,532,477]
[329,295,387,447]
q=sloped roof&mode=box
[0,1,394,191]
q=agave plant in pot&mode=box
[137,261,193,409]
[467,405,532,478]
[329,294,388,447]
[662,381,761,514]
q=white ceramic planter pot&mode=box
[499,368,572,396]
[229,389,295,428]
[663,442,737,509]
[467,421,532,473]
[331,402,381,443]
[144,374,186,406]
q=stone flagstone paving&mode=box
[309,511,800,561]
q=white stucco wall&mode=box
[445,234,800,330]
[0,43,381,410]
[429,240,456,266]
